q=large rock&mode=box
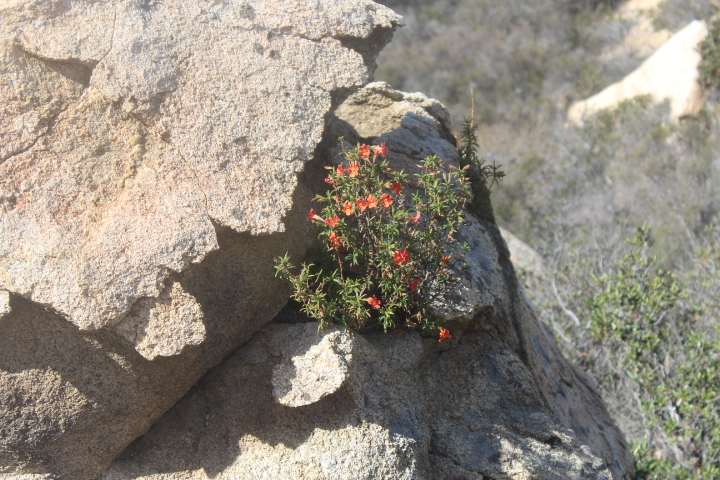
[102,83,635,480]
[568,19,708,125]
[102,321,616,480]
[0,1,402,478]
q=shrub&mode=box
[699,16,720,91]
[458,112,505,219]
[275,141,472,338]
[546,226,720,479]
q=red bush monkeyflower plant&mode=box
[438,328,452,342]
[393,250,411,265]
[275,141,472,339]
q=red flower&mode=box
[306,208,317,221]
[329,232,343,247]
[408,279,420,292]
[390,182,403,194]
[325,177,335,186]
[337,165,350,175]
[325,215,341,227]
[366,295,382,309]
[441,255,451,265]
[380,194,393,207]
[349,163,360,177]
[356,199,369,211]
[409,211,421,223]
[393,250,410,265]
[342,201,354,216]
[359,144,371,159]
[438,328,452,342]
[373,143,388,157]
[366,196,377,209]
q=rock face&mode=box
[102,83,636,480]
[568,19,708,125]
[0,1,402,478]
[102,321,616,480]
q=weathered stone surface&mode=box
[327,81,457,178]
[0,290,9,319]
[0,1,402,478]
[102,83,635,480]
[114,280,206,360]
[101,318,617,480]
[270,325,354,407]
[0,0,402,332]
[568,20,708,125]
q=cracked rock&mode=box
[0,0,403,332]
[270,324,354,407]
[0,1,402,478]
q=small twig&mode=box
[548,309,572,344]
[551,276,581,327]
[470,88,476,129]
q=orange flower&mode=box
[373,143,388,157]
[409,211,421,223]
[306,208,317,221]
[329,232,343,247]
[438,328,452,342]
[349,163,360,177]
[342,201,354,216]
[366,196,377,208]
[380,194,393,207]
[337,165,350,175]
[356,199,369,211]
[366,295,382,309]
[390,182,403,194]
[325,215,341,228]
[408,279,420,292]
[393,250,410,265]
[441,255,451,265]
[359,144,371,159]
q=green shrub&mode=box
[550,226,720,479]
[458,113,505,218]
[699,17,720,91]
[275,141,471,339]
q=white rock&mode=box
[271,324,354,407]
[568,20,708,125]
